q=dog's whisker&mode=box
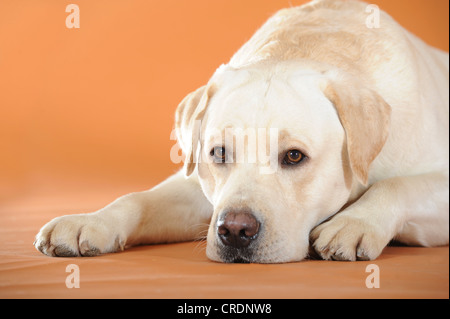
[186,222,210,232]
[193,238,208,254]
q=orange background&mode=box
[0,0,449,205]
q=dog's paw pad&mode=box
[54,244,79,257]
[356,247,371,261]
[79,241,101,257]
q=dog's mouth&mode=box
[231,257,251,263]
[219,246,254,263]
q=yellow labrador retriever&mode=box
[35,0,449,263]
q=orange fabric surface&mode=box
[1,190,449,299]
[0,0,448,198]
[0,0,449,299]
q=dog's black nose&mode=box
[217,212,260,248]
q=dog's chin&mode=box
[219,246,255,263]
[206,243,253,263]
[206,242,309,264]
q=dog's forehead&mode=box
[204,66,335,132]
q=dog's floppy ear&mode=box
[175,84,215,177]
[322,77,391,186]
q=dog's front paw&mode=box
[310,213,389,261]
[34,214,126,257]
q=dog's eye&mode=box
[210,146,226,163]
[283,150,305,165]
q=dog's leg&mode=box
[310,172,449,261]
[34,170,213,257]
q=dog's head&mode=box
[175,61,390,263]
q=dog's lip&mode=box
[222,254,253,264]
[229,257,251,263]
[218,244,255,263]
